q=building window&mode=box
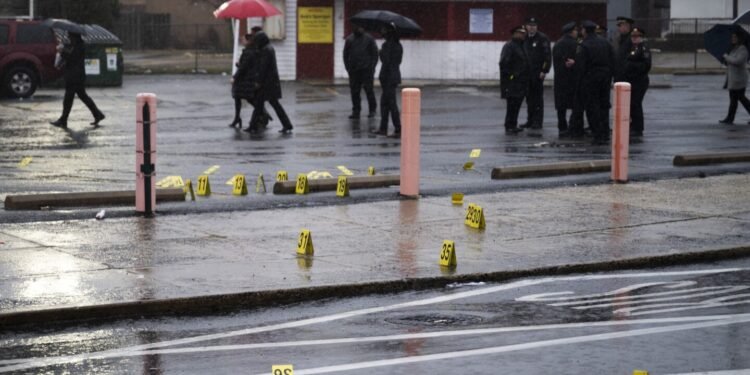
[0,25,9,44]
[263,0,286,40]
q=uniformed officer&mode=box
[522,17,551,129]
[576,21,615,145]
[500,26,530,134]
[552,22,578,136]
[614,16,634,82]
[622,27,651,138]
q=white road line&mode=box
[666,370,750,375]
[572,286,750,310]
[518,282,693,303]
[1,268,743,373]
[253,313,750,375]
[550,285,729,307]
[624,294,750,316]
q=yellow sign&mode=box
[184,179,196,201]
[197,175,211,196]
[233,174,248,195]
[18,157,32,168]
[295,174,310,194]
[633,371,649,375]
[202,165,220,175]
[296,229,314,256]
[256,173,266,193]
[368,166,375,176]
[273,365,294,375]
[463,161,475,170]
[298,7,333,44]
[464,203,486,229]
[277,170,289,182]
[337,165,354,176]
[470,149,481,158]
[451,193,464,205]
[439,240,457,267]
[156,176,184,188]
[336,175,349,197]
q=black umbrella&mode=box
[734,9,750,24]
[350,10,422,37]
[704,23,750,63]
[42,18,87,35]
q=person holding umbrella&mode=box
[374,23,403,137]
[719,28,750,125]
[50,31,105,128]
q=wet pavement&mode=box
[1,259,748,374]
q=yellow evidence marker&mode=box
[368,166,376,176]
[197,175,211,196]
[272,365,294,375]
[462,161,475,170]
[256,173,267,193]
[451,193,464,205]
[157,176,184,188]
[336,175,350,197]
[232,174,248,196]
[470,149,481,158]
[633,371,649,375]
[295,174,309,195]
[18,157,32,168]
[464,203,486,229]
[184,179,196,201]
[276,170,289,182]
[439,240,457,267]
[297,229,314,256]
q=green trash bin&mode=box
[80,24,124,87]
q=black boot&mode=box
[228,117,242,127]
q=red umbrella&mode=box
[213,0,282,18]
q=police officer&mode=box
[552,22,578,136]
[343,24,379,119]
[623,27,651,138]
[522,17,551,129]
[576,21,615,145]
[614,16,634,82]
[500,26,530,134]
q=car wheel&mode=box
[4,66,38,98]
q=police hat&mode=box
[525,17,539,25]
[616,16,635,25]
[561,22,577,34]
[511,25,527,34]
[581,20,598,31]
[596,25,608,33]
[250,26,263,33]
[631,27,645,37]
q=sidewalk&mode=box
[1,174,749,326]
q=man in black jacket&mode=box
[576,21,616,145]
[344,25,378,119]
[247,31,293,134]
[522,17,551,129]
[500,26,529,134]
[373,25,402,137]
[50,32,105,128]
[552,22,579,136]
[614,16,634,82]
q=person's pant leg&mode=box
[269,99,293,129]
[630,80,648,133]
[349,72,363,114]
[76,86,103,118]
[380,85,396,132]
[362,71,377,114]
[727,90,739,121]
[528,77,544,126]
[505,97,523,129]
[60,85,76,121]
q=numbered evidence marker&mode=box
[232,174,248,196]
[367,166,376,176]
[184,179,196,201]
[336,175,350,197]
[296,229,314,256]
[464,203,486,229]
[272,365,294,375]
[439,240,457,267]
[295,174,309,195]
[276,170,289,182]
[256,173,267,193]
[196,175,211,196]
[157,176,184,188]
[451,192,464,205]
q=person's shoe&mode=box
[243,127,259,134]
[370,129,387,136]
[505,127,523,135]
[367,111,377,118]
[90,114,105,126]
[530,124,543,130]
[348,113,360,119]
[719,119,734,125]
[519,122,531,129]
[50,119,67,128]
[279,127,293,134]
[228,118,242,128]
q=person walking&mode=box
[719,29,750,125]
[344,25,378,119]
[552,22,579,137]
[576,21,616,145]
[622,27,651,137]
[247,31,293,134]
[500,26,530,135]
[50,32,105,128]
[373,24,402,137]
[522,17,551,129]
[229,29,270,129]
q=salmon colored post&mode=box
[611,82,631,184]
[136,93,158,216]
[400,88,421,198]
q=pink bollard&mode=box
[400,88,421,198]
[136,93,158,216]
[611,82,631,184]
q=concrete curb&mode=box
[3,189,186,210]
[491,160,611,180]
[273,175,400,194]
[674,152,750,167]
[2,245,748,330]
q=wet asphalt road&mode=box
[1,257,749,375]
[1,74,750,220]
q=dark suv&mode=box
[0,18,61,98]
